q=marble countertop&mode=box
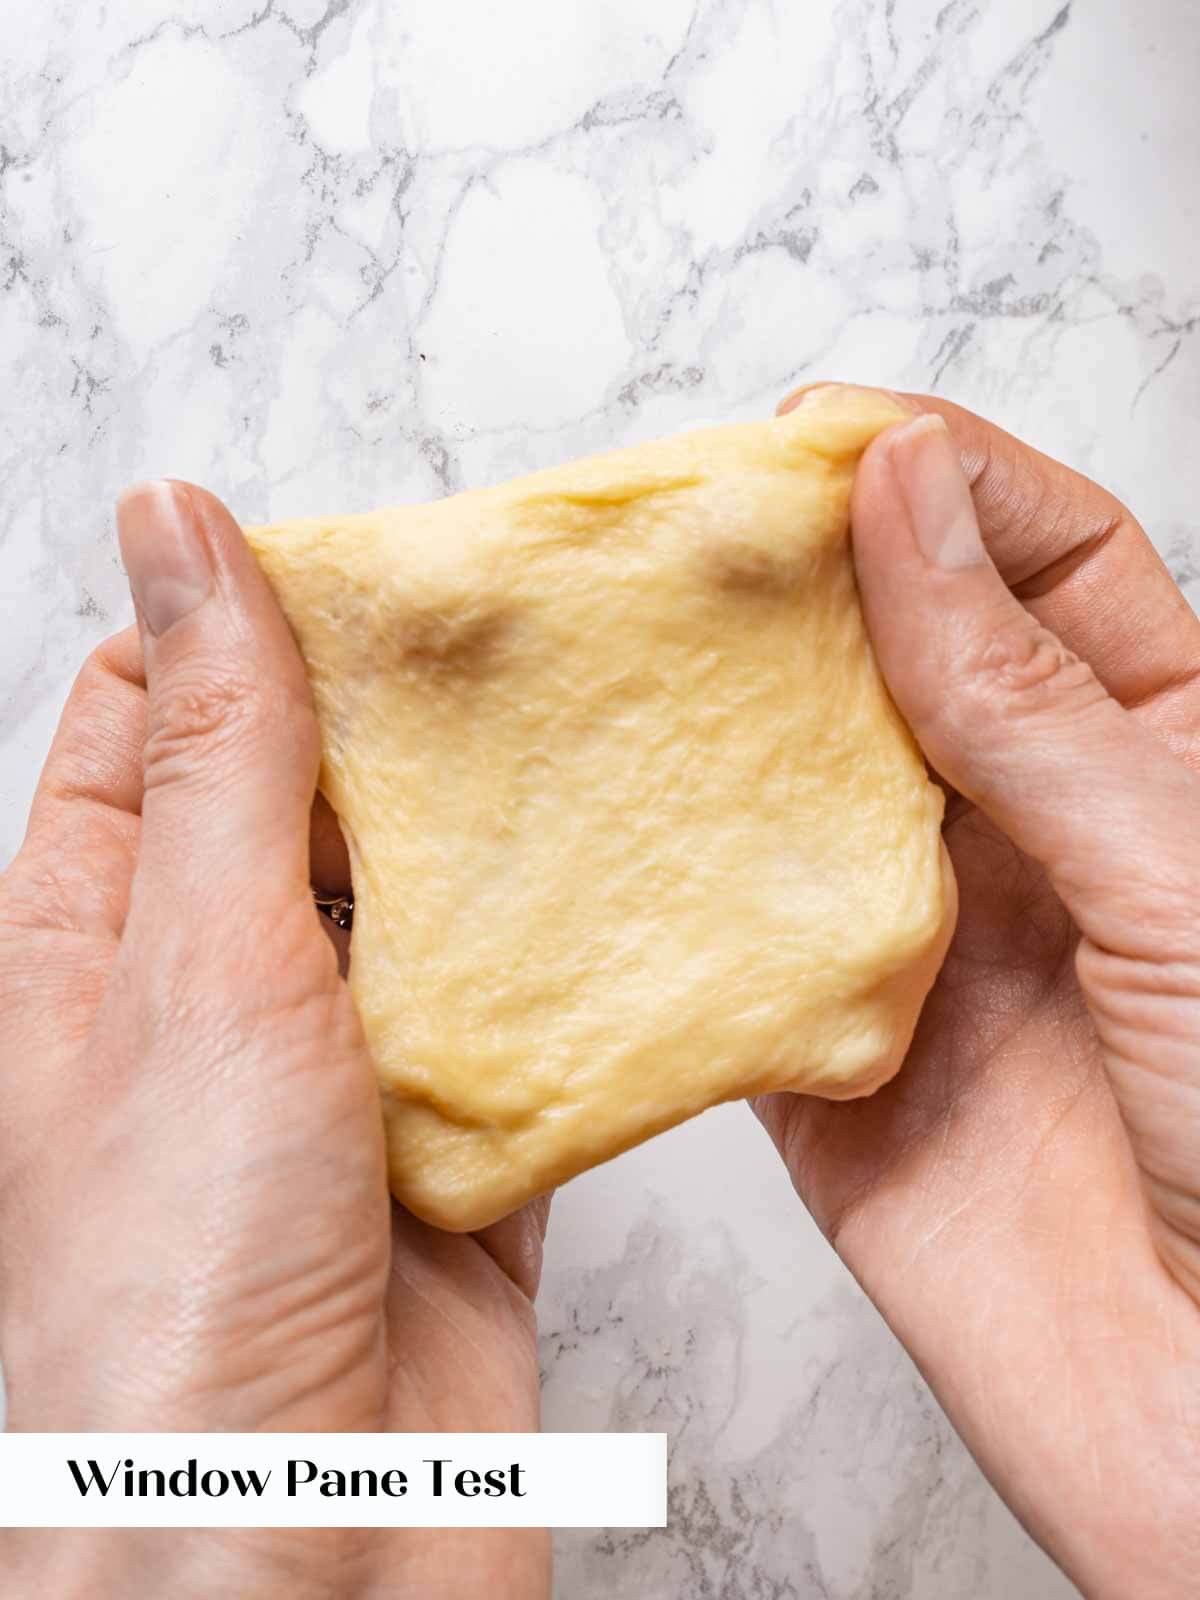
[3,1,1197,1594]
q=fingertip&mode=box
[777,380,834,416]
[849,415,1007,758]
[126,478,299,667]
[116,480,213,639]
[850,418,917,558]
[124,480,255,580]
[777,381,921,418]
[886,415,987,573]
[886,411,950,445]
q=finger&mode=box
[116,480,319,923]
[852,413,1200,964]
[472,1192,553,1302]
[783,383,1200,760]
[385,1208,543,1429]
[4,626,146,938]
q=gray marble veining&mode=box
[4,1,1197,1594]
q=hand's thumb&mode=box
[117,479,318,916]
[851,416,1199,964]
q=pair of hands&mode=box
[2,388,1199,1598]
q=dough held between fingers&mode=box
[246,387,957,1231]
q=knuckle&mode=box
[68,641,120,713]
[93,624,144,686]
[73,628,143,701]
[0,852,80,934]
[982,623,1081,699]
[956,611,1106,724]
[144,665,260,782]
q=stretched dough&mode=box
[247,388,956,1231]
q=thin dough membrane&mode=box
[247,387,957,1230]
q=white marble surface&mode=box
[2,0,1197,1593]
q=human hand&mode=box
[758,388,1200,1599]
[0,482,551,1599]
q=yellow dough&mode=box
[246,387,956,1231]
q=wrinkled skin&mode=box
[759,390,1200,1599]
[3,388,1200,1600]
[0,484,551,1598]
